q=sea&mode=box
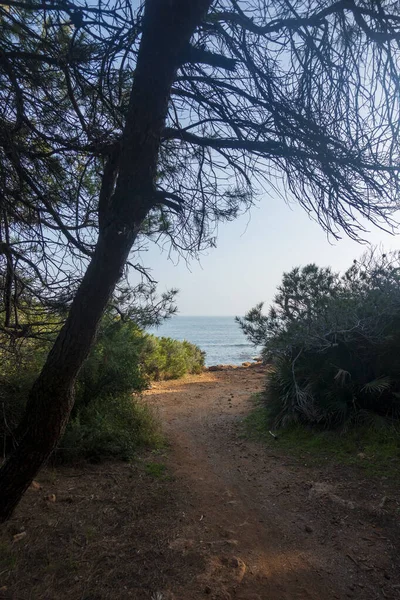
[148,315,260,367]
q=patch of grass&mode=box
[144,462,167,479]
[59,394,164,463]
[243,394,400,478]
[84,526,97,542]
[44,556,80,576]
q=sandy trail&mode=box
[2,366,399,599]
[146,366,400,600]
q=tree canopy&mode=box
[2,0,400,337]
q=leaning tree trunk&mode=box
[0,0,212,523]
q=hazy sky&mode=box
[120,2,399,316]
[133,195,399,317]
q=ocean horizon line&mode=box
[148,315,257,366]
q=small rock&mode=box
[357,452,366,459]
[29,480,42,491]
[230,556,247,582]
[379,496,388,509]
[0,585,8,592]
[13,531,27,542]
[45,494,56,503]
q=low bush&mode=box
[59,393,163,463]
[75,319,148,410]
[243,395,400,478]
[0,344,49,444]
[0,314,204,462]
[239,250,400,430]
[141,335,205,380]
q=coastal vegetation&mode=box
[0,315,204,463]
[2,0,400,519]
[239,250,400,461]
[244,394,400,479]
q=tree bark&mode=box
[0,0,212,523]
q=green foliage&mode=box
[59,393,162,463]
[0,313,204,462]
[243,395,400,478]
[61,319,204,462]
[141,335,205,380]
[0,341,49,441]
[75,319,148,410]
[240,250,400,429]
[237,263,341,354]
[144,462,168,479]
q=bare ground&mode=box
[1,365,400,599]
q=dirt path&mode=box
[1,366,400,600]
[145,366,400,600]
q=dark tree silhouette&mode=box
[1,0,400,520]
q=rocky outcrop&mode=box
[207,361,263,371]
[207,364,238,372]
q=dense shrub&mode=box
[0,315,204,461]
[0,343,49,443]
[62,321,204,461]
[141,335,205,380]
[75,319,148,410]
[59,393,162,463]
[181,340,205,375]
[239,251,400,429]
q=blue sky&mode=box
[122,1,399,317]
[134,194,399,317]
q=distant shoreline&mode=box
[206,359,263,372]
